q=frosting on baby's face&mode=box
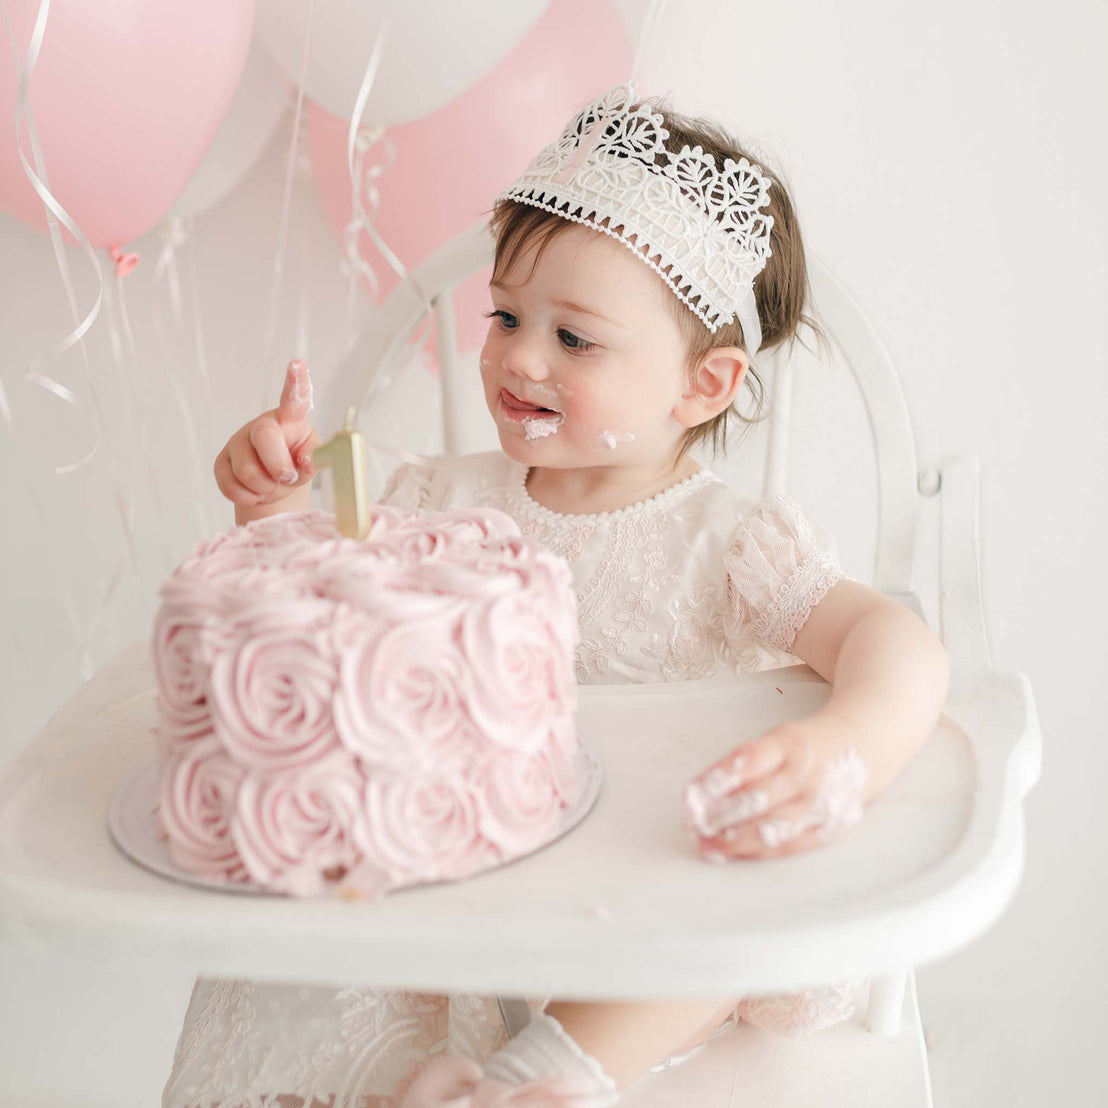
[480,225,693,480]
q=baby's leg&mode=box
[542,997,740,1089]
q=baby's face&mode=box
[480,224,692,472]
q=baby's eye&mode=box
[558,328,595,353]
[485,309,518,330]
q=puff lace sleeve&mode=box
[724,494,845,655]
[379,457,437,510]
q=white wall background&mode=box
[1,1,1105,1104]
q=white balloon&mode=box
[172,43,291,219]
[255,0,548,126]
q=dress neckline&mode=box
[509,460,719,523]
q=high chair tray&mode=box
[0,642,1037,999]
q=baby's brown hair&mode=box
[489,94,826,462]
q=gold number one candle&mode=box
[313,406,372,539]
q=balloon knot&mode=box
[108,244,140,277]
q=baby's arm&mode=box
[213,359,320,525]
[690,579,949,859]
[792,579,950,796]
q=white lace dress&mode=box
[162,451,859,1108]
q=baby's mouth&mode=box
[499,388,562,421]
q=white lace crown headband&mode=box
[497,82,774,352]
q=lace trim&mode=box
[755,549,844,653]
[508,462,719,524]
[499,83,773,333]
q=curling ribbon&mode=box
[185,219,213,402]
[340,24,389,317]
[341,124,388,316]
[339,18,442,434]
[149,213,216,538]
[107,271,211,556]
[258,0,314,407]
[129,239,214,540]
[5,0,141,677]
[154,215,188,329]
[4,0,102,474]
[342,19,438,318]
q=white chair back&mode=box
[325,224,922,597]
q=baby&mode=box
[185,84,949,1107]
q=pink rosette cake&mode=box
[151,506,588,898]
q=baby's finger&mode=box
[683,749,750,822]
[293,428,321,476]
[229,442,280,498]
[213,450,261,506]
[249,416,300,486]
[700,793,828,859]
[686,769,799,838]
[276,358,313,428]
[684,735,786,831]
[686,725,815,826]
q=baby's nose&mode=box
[505,342,550,382]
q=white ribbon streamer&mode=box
[154,214,188,329]
[258,0,315,407]
[342,20,432,315]
[337,21,444,435]
[3,0,144,679]
[3,0,102,474]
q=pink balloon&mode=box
[309,0,632,352]
[0,0,256,249]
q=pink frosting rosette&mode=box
[387,524,468,565]
[334,600,479,772]
[247,509,339,548]
[209,598,341,770]
[158,738,249,884]
[231,751,384,897]
[462,590,575,753]
[467,539,579,654]
[363,771,498,885]
[434,506,521,543]
[309,546,405,607]
[152,611,214,746]
[392,555,519,603]
[171,545,309,614]
[387,506,521,564]
[475,746,575,855]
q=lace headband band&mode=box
[497,82,773,353]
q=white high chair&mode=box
[0,222,1040,1108]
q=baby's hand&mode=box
[684,712,870,861]
[213,359,321,512]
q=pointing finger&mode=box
[249,416,299,485]
[276,358,313,427]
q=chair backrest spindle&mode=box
[432,290,463,456]
[761,349,793,498]
[807,259,919,595]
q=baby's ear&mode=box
[673,347,749,428]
